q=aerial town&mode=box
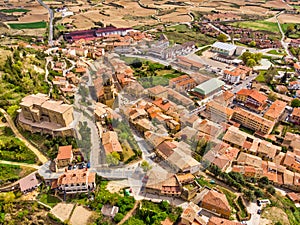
[2,0,300,225]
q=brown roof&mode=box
[264,100,287,120]
[57,169,95,185]
[19,173,39,192]
[148,85,168,95]
[208,217,242,225]
[202,190,231,213]
[287,192,300,202]
[102,131,123,154]
[237,89,267,104]
[157,141,177,157]
[292,108,300,118]
[56,145,73,160]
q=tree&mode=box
[268,92,277,101]
[246,58,256,67]
[258,176,269,188]
[266,185,276,195]
[243,189,255,202]
[217,33,228,42]
[291,98,300,108]
[254,189,263,198]
[106,152,120,165]
[249,41,256,47]
[141,160,152,172]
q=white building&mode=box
[211,41,237,56]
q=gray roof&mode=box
[193,78,225,95]
[212,42,236,52]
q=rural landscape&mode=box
[2,0,300,225]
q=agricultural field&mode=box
[0,164,36,187]
[231,20,280,33]
[8,21,47,29]
[0,8,30,13]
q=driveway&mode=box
[246,202,261,225]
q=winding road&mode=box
[0,108,48,164]
[37,0,54,46]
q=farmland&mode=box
[231,20,280,33]
[8,21,47,29]
[0,8,30,13]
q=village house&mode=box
[294,63,300,75]
[232,165,263,178]
[199,189,232,218]
[148,85,168,100]
[102,131,123,155]
[237,152,263,168]
[53,169,96,194]
[283,151,300,173]
[179,202,206,225]
[18,93,74,136]
[288,80,300,90]
[282,132,300,151]
[291,108,300,125]
[55,145,74,168]
[263,100,287,122]
[231,107,275,135]
[236,89,268,113]
[19,173,39,194]
[169,75,197,92]
[166,88,195,109]
[213,90,235,106]
[208,217,242,225]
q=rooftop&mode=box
[212,41,237,51]
[193,78,225,96]
[56,145,73,160]
[19,173,39,192]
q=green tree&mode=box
[246,58,256,67]
[249,41,256,47]
[268,92,277,101]
[106,152,120,165]
[243,189,255,202]
[141,160,152,172]
[291,98,300,108]
[217,33,228,42]
[266,185,276,195]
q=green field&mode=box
[267,49,285,55]
[38,194,61,207]
[256,71,266,83]
[8,21,47,29]
[231,20,279,33]
[0,8,30,13]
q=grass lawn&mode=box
[195,177,215,188]
[0,8,30,13]
[38,194,61,207]
[267,49,285,55]
[138,76,169,88]
[237,197,247,218]
[56,24,65,31]
[8,21,47,29]
[231,20,279,33]
[281,23,300,39]
[255,71,266,83]
[122,141,135,162]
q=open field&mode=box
[261,207,290,225]
[0,8,30,13]
[8,21,47,29]
[69,205,93,225]
[278,14,300,23]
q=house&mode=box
[201,189,231,218]
[208,217,242,225]
[291,108,300,124]
[18,93,74,136]
[276,85,288,94]
[282,132,300,151]
[294,63,300,74]
[180,202,206,225]
[236,89,268,113]
[102,131,123,155]
[232,165,263,178]
[232,107,275,135]
[19,173,39,194]
[223,65,252,84]
[288,80,300,90]
[148,85,168,100]
[169,75,197,92]
[211,42,237,56]
[167,88,194,109]
[237,152,262,168]
[287,192,300,204]
[264,100,287,122]
[191,78,225,99]
[55,145,73,168]
[101,205,119,218]
[176,56,203,71]
[283,151,300,173]
[213,91,234,106]
[55,169,96,194]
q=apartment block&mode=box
[232,107,275,135]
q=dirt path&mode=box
[0,108,48,163]
[117,200,140,225]
[0,160,40,169]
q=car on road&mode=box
[257,209,262,214]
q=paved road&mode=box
[37,0,54,46]
[45,57,53,96]
[246,202,261,225]
[0,160,40,169]
[0,108,48,164]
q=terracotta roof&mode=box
[57,169,95,185]
[287,192,300,202]
[102,131,123,154]
[292,108,300,118]
[56,145,73,160]
[208,217,242,225]
[153,98,173,112]
[148,85,168,95]
[202,190,231,213]
[237,89,267,104]
[294,63,300,70]
[264,100,287,120]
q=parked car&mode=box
[257,209,262,214]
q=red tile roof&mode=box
[56,145,73,160]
